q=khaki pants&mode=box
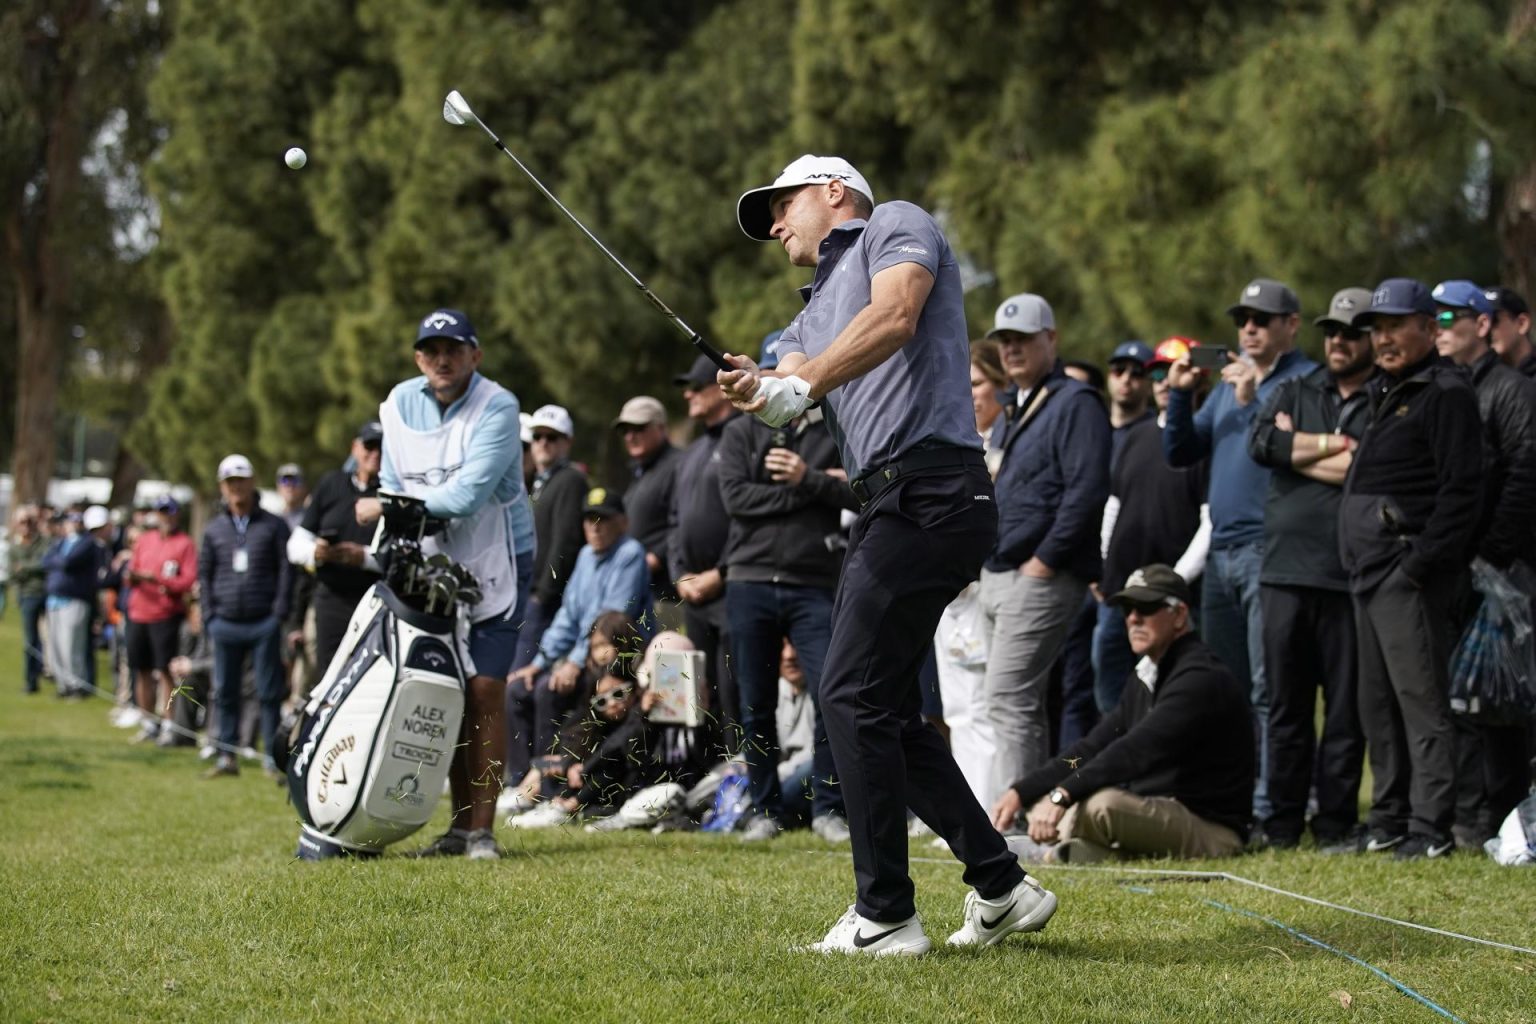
[1058,788,1243,860]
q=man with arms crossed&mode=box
[723,155,1056,956]
[366,308,534,861]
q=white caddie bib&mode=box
[379,379,520,623]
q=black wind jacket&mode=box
[1338,352,1484,592]
[1468,350,1536,569]
[716,413,857,590]
[1247,365,1372,590]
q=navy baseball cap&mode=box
[1431,280,1495,315]
[1109,340,1155,367]
[1353,278,1436,326]
[759,329,785,371]
[415,308,479,348]
[673,353,719,389]
[154,495,181,516]
[357,420,384,445]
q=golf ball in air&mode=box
[284,147,307,170]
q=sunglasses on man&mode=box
[1120,599,1177,619]
[1231,310,1277,329]
[1108,362,1146,379]
[531,432,564,443]
[1322,325,1368,342]
[1435,309,1478,328]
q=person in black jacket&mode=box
[1338,279,1485,860]
[669,355,742,738]
[510,404,588,671]
[613,396,679,602]
[718,333,859,842]
[1431,279,1536,847]
[199,454,292,779]
[1246,287,1374,850]
[285,422,383,690]
[991,564,1252,863]
[1486,286,1535,379]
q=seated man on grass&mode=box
[991,564,1254,863]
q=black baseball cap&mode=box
[1485,286,1530,318]
[583,486,625,519]
[357,420,383,445]
[1108,564,1194,608]
[673,354,719,389]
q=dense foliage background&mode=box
[6,0,1536,499]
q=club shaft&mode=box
[472,120,730,371]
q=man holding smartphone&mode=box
[1163,278,1317,832]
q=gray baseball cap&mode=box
[986,294,1055,338]
[1226,278,1301,317]
[1315,287,1373,329]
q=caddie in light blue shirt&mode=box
[368,306,535,861]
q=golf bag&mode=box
[282,493,481,860]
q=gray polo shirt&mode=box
[776,200,980,480]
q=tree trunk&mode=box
[1498,0,1536,298]
[5,1,94,507]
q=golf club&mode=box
[443,89,732,372]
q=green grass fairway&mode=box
[2,616,1533,1023]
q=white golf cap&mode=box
[986,294,1055,338]
[737,154,875,241]
[529,404,574,439]
[217,453,254,481]
[519,412,534,445]
[83,505,110,531]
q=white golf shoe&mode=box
[799,905,932,957]
[946,875,1058,948]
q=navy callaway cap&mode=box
[1431,280,1495,315]
[1353,278,1435,326]
[415,308,479,348]
[1109,340,1155,367]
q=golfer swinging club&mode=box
[721,156,1058,954]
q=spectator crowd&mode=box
[6,274,1535,865]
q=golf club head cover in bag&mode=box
[287,582,471,860]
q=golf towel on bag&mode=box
[287,583,468,859]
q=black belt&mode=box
[849,446,984,507]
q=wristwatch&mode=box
[1048,787,1072,808]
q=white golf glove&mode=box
[752,374,814,427]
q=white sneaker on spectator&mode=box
[739,814,781,843]
[496,788,535,816]
[197,743,217,761]
[464,828,501,861]
[131,723,160,744]
[583,813,632,834]
[507,802,573,829]
[801,905,931,957]
[812,814,852,844]
[110,706,142,728]
[946,875,1057,948]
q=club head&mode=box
[443,90,475,127]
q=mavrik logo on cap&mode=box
[422,312,459,330]
[1246,284,1262,297]
[1336,296,1357,311]
[1125,569,1149,589]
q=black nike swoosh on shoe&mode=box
[980,903,1017,930]
[852,926,904,948]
